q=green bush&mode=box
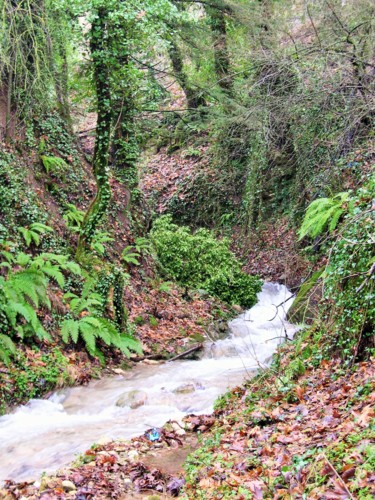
[150,215,262,308]
[322,179,375,359]
[300,178,375,359]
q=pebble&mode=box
[127,450,139,461]
[62,480,76,492]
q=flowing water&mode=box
[0,282,297,483]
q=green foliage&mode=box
[90,231,114,257]
[0,333,16,366]
[299,192,352,240]
[63,204,85,232]
[17,223,54,247]
[0,240,82,362]
[121,246,141,266]
[61,286,141,360]
[41,155,68,175]
[321,179,375,359]
[0,348,71,411]
[150,215,262,308]
[35,114,80,163]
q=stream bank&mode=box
[0,283,297,494]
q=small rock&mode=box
[173,383,196,394]
[96,437,112,446]
[143,359,161,365]
[232,305,243,313]
[62,480,76,492]
[113,368,126,375]
[116,390,148,409]
[171,422,186,436]
[128,450,139,461]
[123,478,132,486]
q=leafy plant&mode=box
[298,192,351,240]
[0,332,16,365]
[61,288,142,360]
[17,223,53,247]
[0,244,82,362]
[90,231,114,256]
[40,155,68,174]
[63,204,85,232]
[121,246,141,266]
[134,237,152,254]
[150,215,262,308]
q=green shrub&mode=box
[300,178,375,359]
[61,283,142,361]
[150,215,262,308]
[322,179,375,359]
[298,192,351,240]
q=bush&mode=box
[150,215,262,308]
[322,179,375,359]
[299,177,375,359]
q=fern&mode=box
[0,333,16,365]
[17,223,53,247]
[90,231,114,256]
[60,308,142,359]
[121,246,141,266]
[63,203,85,232]
[134,237,151,254]
[299,192,351,240]
[41,155,68,174]
[0,245,82,353]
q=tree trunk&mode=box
[77,6,112,258]
[168,38,205,109]
[113,86,139,190]
[206,6,233,93]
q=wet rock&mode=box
[116,390,148,409]
[96,437,112,446]
[173,383,196,394]
[171,422,186,436]
[112,368,126,375]
[62,480,76,492]
[143,359,161,365]
[232,305,243,313]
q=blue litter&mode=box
[148,428,160,442]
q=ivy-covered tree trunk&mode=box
[206,5,233,93]
[77,6,112,258]
[113,87,139,190]
[168,39,205,109]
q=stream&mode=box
[0,282,297,483]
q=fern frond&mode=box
[7,270,48,308]
[18,227,32,247]
[0,333,16,365]
[299,192,351,240]
[41,265,65,288]
[79,324,97,355]
[1,251,14,264]
[30,223,53,234]
[61,319,80,343]
[15,253,31,267]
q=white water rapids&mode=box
[0,282,297,483]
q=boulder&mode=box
[116,390,148,409]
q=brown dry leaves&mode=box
[184,357,375,499]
